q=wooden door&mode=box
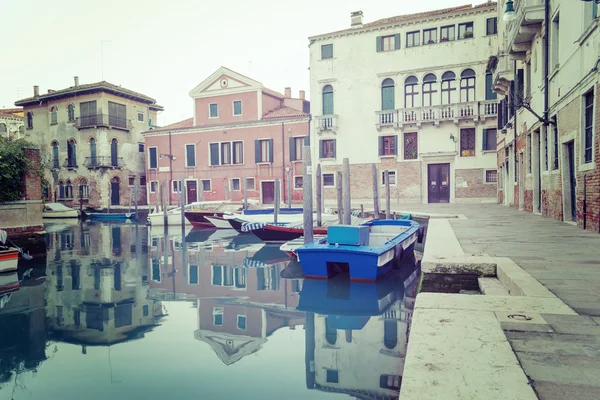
[427,163,450,203]
[261,181,275,205]
[187,181,198,203]
[110,177,120,205]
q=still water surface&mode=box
[0,221,419,400]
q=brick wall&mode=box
[22,148,42,201]
[455,168,496,199]
[524,190,533,212]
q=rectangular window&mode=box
[460,128,476,157]
[404,132,418,160]
[320,139,335,159]
[230,178,241,191]
[209,103,218,118]
[256,139,272,163]
[483,128,497,151]
[213,307,224,326]
[129,176,135,186]
[326,370,339,384]
[138,143,144,153]
[440,25,455,41]
[172,180,182,192]
[381,170,397,185]
[321,44,333,59]
[379,135,397,156]
[189,265,199,284]
[381,35,396,51]
[406,31,420,47]
[140,176,146,186]
[246,177,255,190]
[423,28,437,44]
[584,91,594,163]
[323,173,335,187]
[150,181,158,193]
[137,112,144,122]
[458,22,474,39]
[148,147,158,169]
[185,144,196,167]
[485,170,498,183]
[201,179,211,191]
[108,101,127,129]
[233,141,243,164]
[293,137,304,160]
[486,17,498,35]
[79,100,97,126]
[552,14,560,69]
[233,101,242,116]
[221,142,231,165]
[552,116,559,170]
[294,176,303,189]
[237,315,247,330]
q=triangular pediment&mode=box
[194,329,267,365]
[189,67,264,99]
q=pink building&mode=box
[143,67,310,205]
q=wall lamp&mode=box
[449,133,458,142]
[160,153,175,160]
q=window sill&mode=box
[319,157,335,161]
[50,122,57,126]
[291,160,303,163]
[319,57,335,61]
[67,120,75,123]
[256,162,272,165]
[294,187,303,190]
[579,162,596,172]
[482,150,496,154]
[379,155,397,159]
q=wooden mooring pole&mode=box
[342,158,351,224]
[316,164,322,227]
[384,170,391,219]
[180,174,185,226]
[162,181,168,226]
[336,171,343,225]
[243,175,248,210]
[302,145,314,244]
[372,164,380,219]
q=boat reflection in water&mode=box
[44,222,164,348]
[297,256,420,400]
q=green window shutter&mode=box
[322,92,333,115]
[382,86,395,110]
[394,33,401,49]
[254,140,261,163]
[378,136,383,156]
[482,129,488,151]
[393,135,398,155]
[376,36,382,52]
[319,140,324,158]
[209,143,219,166]
[268,139,274,162]
[290,137,296,161]
[485,73,497,100]
[332,140,336,158]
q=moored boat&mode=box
[88,212,136,221]
[295,219,423,282]
[0,248,19,274]
[184,201,255,228]
[42,203,80,219]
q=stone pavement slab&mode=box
[534,381,600,400]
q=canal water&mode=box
[0,221,420,400]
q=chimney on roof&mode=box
[74,76,79,87]
[284,87,292,98]
[47,89,55,94]
[299,90,305,100]
[351,11,363,27]
[33,86,39,97]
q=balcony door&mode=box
[80,101,97,126]
[110,177,120,206]
[428,163,450,203]
[108,101,127,128]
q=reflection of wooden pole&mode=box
[162,181,168,226]
[336,171,343,225]
[180,174,185,225]
[287,168,292,208]
[274,178,280,224]
[342,158,351,224]
[134,176,139,217]
[384,170,391,219]
[372,164,380,219]
[316,164,322,227]
[243,175,248,210]
[302,145,313,244]
[155,181,160,214]
[108,184,111,213]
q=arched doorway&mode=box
[110,177,120,206]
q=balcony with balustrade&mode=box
[505,0,544,55]
[314,115,338,133]
[75,114,133,131]
[376,100,498,130]
[84,156,125,169]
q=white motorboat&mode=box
[43,203,79,219]
[148,200,260,226]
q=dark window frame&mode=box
[440,25,455,41]
[458,22,474,39]
[406,31,420,47]
[423,28,437,44]
[583,90,594,163]
[486,17,498,35]
[321,44,333,59]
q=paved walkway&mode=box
[388,203,600,399]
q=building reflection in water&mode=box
[44,221,163,349]
[148,227,304,365]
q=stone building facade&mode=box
[0,108,25,138]
[493,0,599,232]
[309,3,500,204]
[15,78,163,210]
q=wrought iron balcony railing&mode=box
[84,156,125,169]
[75,114,132,131]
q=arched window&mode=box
[51,141,59,169]
[422,74,437,107]
[58,180,65,199]
[50,107,58,124]
[89,138,97,166]
[65,180,73,199]
[322,85,334,115]
[111,138,118,166]
[460,69,476,102]
[79,178,89,200]
[383,320,398,349]
[67,104,75,122]
[441,71,457,105]
[0,123,6,135]
[325,317,337,345]
[381,78,395,111]
[404,76,419,108]
[67,139,77,167]
[26,112,33,129]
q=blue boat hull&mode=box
[296,219,420,282]
[89,213,136,221]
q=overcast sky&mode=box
[1,0,476,126]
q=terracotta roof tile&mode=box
[262,88,285,98]
[0,108,23,117]
[310,2,495,39]
[262,106,309,119]
[15,81,162,108]
[149,117,193,132]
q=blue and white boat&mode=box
[295,219,423,282]
[88,212,136,221]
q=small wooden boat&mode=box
[184,201,253,228]
[295,219,423,282]
[0,248,19,273]
[88,212,136,221]
[43,203,80,219]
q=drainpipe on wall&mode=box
[281,122,286,205]
[541,0,550,214]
